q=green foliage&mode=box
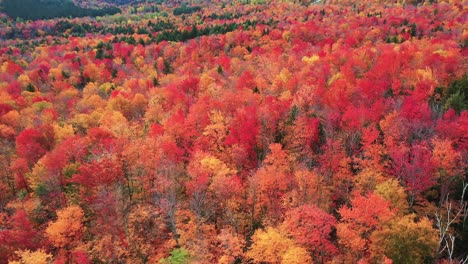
[95,49,104,60]
[431,75,468,115]
[26,83,35,92]
[173,5,202,16]
[153,20,271,44]
[287,105,299,125]
[217,65,223,74]
[371,215,438,264]
[153,77,160,86]
[2,0,121,20]
[62,70,71,79]
[160,248,190,264]
[445,75,467,114]
[163,59,173,75]
[35,184,49,197]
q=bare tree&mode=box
[435,182,468,263]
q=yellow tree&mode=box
[8,249,52,264]
[45,205,85,253]
[375,179,409,215]
[246,227,312,264]
[370,214,438,263]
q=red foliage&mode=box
[15,125,54,166]
[282,205,337,261]
[225,105,259,169]
[0,210,41,263]
[71,157,122,189]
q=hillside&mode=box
[1,0,121,20]
[0,0,467,263]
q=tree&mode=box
[283,114,321,162]
[336,192,395,261]
[15,125,54,168]
[375,179,409,215]
[370,215,438,264]
[431,138,464,205]
[45,205,85,249]
[126,204,169,263]
[8,249,52,264]
[246,227,312,264]
[388,142,435,205]
[251,144,293,223]
[0,210,41,262]
[224,106,259,170]
[186,152,240,224]
[160,248,190,264]
[434,183,468,262]
[281,205,337,262]
[216,228,245,264]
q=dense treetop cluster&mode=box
[0,0,466,263]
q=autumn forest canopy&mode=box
[0,0,467,263]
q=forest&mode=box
[1,0,121,20]
[0,0,467,263]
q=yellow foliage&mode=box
[9,249,52,264]
[375,179,409,215]
[99,109,128,136]
[281,246,312,264]
[278,68,291,83]
[1,62,8,73]
[302,55,320,65]
[98,82,114,96]
[1,110,21,129]
[78,94,106,112]
[327,72,343,86]
[282,31,291,42]
[27,159,46,191]
[279,90,292,101]
[205,110,226,133]
[202,110,228,152]
[17,74,31,88]
[370,215,438,263]
[354,168,387,195]
[134,56,145,70]
[82,82,100,98]
[433,49,448,57]
[83,63,101,82]
[416,67,435,83]
[247,227,311,264]
[48,68,62,81]
[46,205,85,248]
[200,156,234,178]
[58,88,79,101]
[71,113,93,132]
[53,123,75,144]
[113,57,123,65]
[108,95,131,118]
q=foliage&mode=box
[246,227,312,264]
[0,0,466,263]
[370,215,438,263]
[159,248,190,264]
[2,0,121,20]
